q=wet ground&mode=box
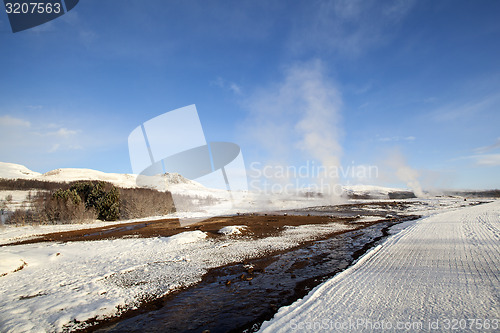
[1,201,412,247]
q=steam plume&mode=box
[385,149,425,197]
[242,60,342,199]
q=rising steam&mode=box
[385,149,425,197]
[242,60,342,199]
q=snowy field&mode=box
[0,197,492,332]
[0,219,355,332]
[259,200,500,332]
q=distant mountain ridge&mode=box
[342,185,417,199]
[0,162,426,199]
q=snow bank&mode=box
[161,230,207,245]
[218,225,247,235]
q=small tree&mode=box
[69,181,120,221]
[97,186,120,221]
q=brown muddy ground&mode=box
[2,201,412,247]
[2,214,364,246]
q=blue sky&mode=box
[0,0,499,190]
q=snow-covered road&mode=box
[260,201,500,332]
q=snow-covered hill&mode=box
[0,162,206,193]
[41,168,138,188]
[0,162,41,179]
[342,184,417,199]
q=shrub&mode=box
[44,189,96,224]
[7,209,30,226]
[0,178,67,191]
[4,191,94,225]
[119,187,175,219]
[2,179,181,224]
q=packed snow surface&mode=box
[259,200,500,333]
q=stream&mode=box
[95,216,418,333]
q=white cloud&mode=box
[0,110,125,172]
[431,94,499,122]
[229,82,242,95]
[378,136,416,142]
[26,105,43,110]
[454,139,500,167]
[0,115,31,127]
[473,154,500,166]
[48,144,61,153]
[211,77,225,88]
[48,128,80,138]
[210,77,242,95]
[0,114,84,156]
[474,138,500,154]
[289,0,416,56]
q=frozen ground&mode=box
[259,200,500,332]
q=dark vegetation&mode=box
[342,191,417,200]
[0,178,66,191]
[445,190,500,198]
[1,178,177,225]
[388,191,417,199]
